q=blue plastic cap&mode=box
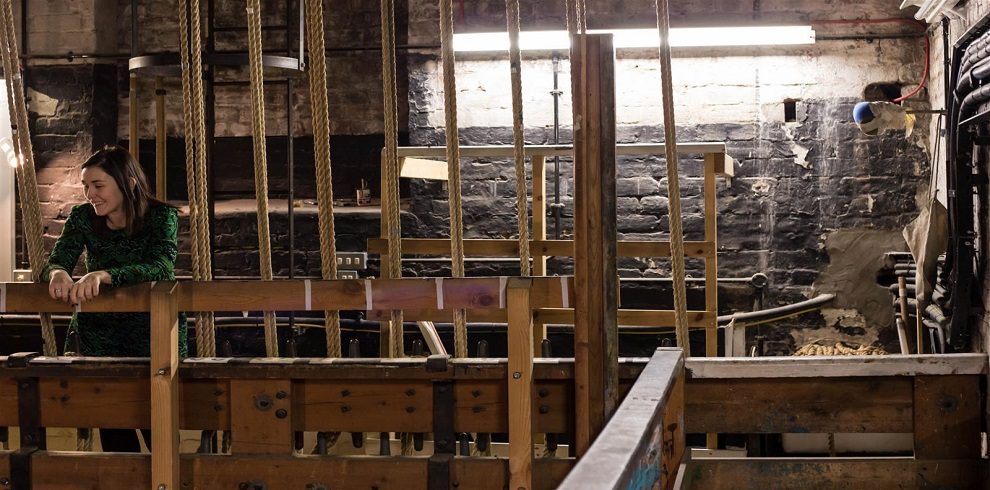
[852,101,875,124]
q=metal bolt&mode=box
[538,388,549,397]
[214,403,223,412]
[512,372,521,379]
[405,388,415,396]
[0,477,9,486]
[471,390,481,398]
[341,389,350,397]
[157,368,168,376]
[238,483,250,490]
[405,406,415,413]
[341,405,350,413]
[275,409,288,419]
[539,405,550,414]
[275,391,288,399]
[158,485,167,490]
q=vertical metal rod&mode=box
[128,0,139,159]
[551,52,562,239]
[16,0,27,268]
[287,80,295,331]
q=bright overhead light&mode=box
[453,26,815,52]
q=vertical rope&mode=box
[178,0,216,357]
[439,0,468,358]
[246,0,279,358]
[303,0,342,357]
[654,0,690,351]
[0,0,56,356]
[380,0,404,358]
[505,0,530,276]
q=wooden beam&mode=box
[0,378,15,426]
[366,238,714,258]
[913,375,982,459]
[532,155,548,277]
[33,452,150,489]
[703,151,718,359]
[538,308,713,328]
[150,281,180,490]
[395,142,727,158]
[573,32,619,458]
[686,377,914,434]
[685,354,988,378]
[684,458,986,489]
[559,348,685,490]
[706,152,734,177]
[507,278,534,490]
[229,379,293,454]
[400,156,449,180]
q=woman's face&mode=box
[81,166,125,218]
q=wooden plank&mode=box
[0,451,7,487]
[538,308,713,327]
[507,278,534,490]
[229,379,293,454]
[151,281,180,490]
[32,451,150,489]
[2,282,151,313]
[532,155,548,277]
[572,33,619,458]
[684,458,985,489]
[685,354,988,378]
[559,349,684,490]
[39,377,149,429]
[913,375,981,459]
[453,379,573,433]
[366,238,713,258]
[451,458,575,490]
[294,379,433,432]
[706,152,734,177]
[686,377,914,434]
[703,153,718,360]
[0,378,15,426]
[189,454,429,489]
[181,379,230,430]
[394,142,727,158]
[400,156,449,180]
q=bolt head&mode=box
[513,372,521,379]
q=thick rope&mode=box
[246,0,279,358]
[439,0,468,358]
[0,0,56,356]
[793,340,887,356]
[654,0,690,352]
[304,0,342,357]
[178,0,217,356]
[505,0,530,276]
[380,0,404,358]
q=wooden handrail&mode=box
[558,347,685,490]
[392,142,728,157]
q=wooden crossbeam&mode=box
[366,238,714,258]
[394,142,727,158]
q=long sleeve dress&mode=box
[41,203,188,357]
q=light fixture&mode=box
[452,26,815,52]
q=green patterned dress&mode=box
[41,203,187,357]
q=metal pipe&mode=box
[716,293,836,327]
[287,79,295,330]
[206,0,218,277]
[551,52,562,239]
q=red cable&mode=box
[893,34,930,103]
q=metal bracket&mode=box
[432,380,455,455]
[427,453,453,490]
[426,355,449,373]
[5,352,40,368]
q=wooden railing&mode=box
[0,277,586,490]
[558,347,685,490]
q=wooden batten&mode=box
[400,156,449,181]
[366,237,713,258]
[150,281,180,490]
[395,142,727,158]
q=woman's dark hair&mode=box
[81,145,166,236]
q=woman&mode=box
[42,145,186,452]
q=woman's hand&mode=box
[48,269,73,302]
[69,271,112,304]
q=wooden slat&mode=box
[1,282,151,313]
[295,379,433,432]
[394,142,727,158]
[559,348,684,490]
[684,458,985,489]
[707,152,734,177]
[451,458,575,490]
[703,152,718,360]
[0,378,15,426]
[38,377,149,429]
[366,238,713,258]
[229,379,293,454]
[913,375,982,459]
[539,308,713,327]
[181,379,230,430]
[532,155,548,278]
[686,377,914,434]
[32,452,150,489]
[685,354,988,378]
[151,281,180,490]
[572,33,619,459]
[507,278,534,490]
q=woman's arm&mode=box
[105,206,179,287]
[41,205,88,283]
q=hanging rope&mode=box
[303,0,342,357]
[380,0,404,358]
[505,0,530,276]
[438,0,468,358]
[246,0,279,358]
[0,0,57,356]
[654,0,690,351]
[178,0,217,357]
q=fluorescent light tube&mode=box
[452,25,816,52]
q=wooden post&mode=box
[913,375,981,460]
[703,154,718,358]
[129,75,139,161]
[507,277,534,490]
[150,281,180,490]
[532,154,548,352]
[572,33,619,458]
[155,77,167,201]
